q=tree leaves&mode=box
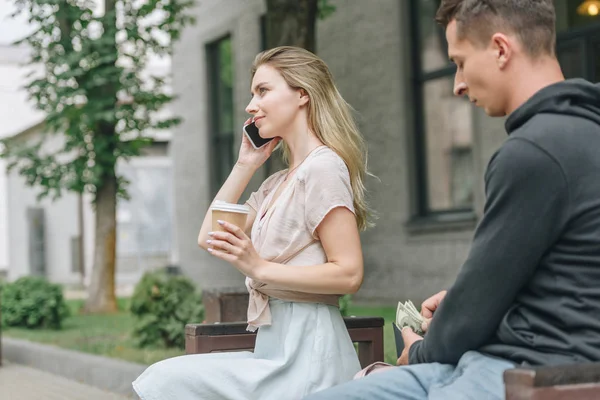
[2,0,194,202]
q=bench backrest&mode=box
[185,316,385,369]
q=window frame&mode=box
[206,35,235,196]
[556,21,600,81]
[408,1,475,220]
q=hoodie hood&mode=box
[506,78,600,134]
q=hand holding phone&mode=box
[236,119,280,170]
[243,120,274,149]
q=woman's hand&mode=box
[237,118,281,170]
[206,220,267,280]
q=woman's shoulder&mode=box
[302,146,349,177]
[258,169,286,193]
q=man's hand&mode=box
[420,290,447,332]
[396,328,424,366]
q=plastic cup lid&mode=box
[210,201,250,214]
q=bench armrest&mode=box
[504,362,600,400]
[505,362,600,387]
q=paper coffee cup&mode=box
[210,201,250,232]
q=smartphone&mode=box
[243,121,274,149]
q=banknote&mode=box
[395,300,425,336]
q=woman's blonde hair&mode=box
[251,46,373,231]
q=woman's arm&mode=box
[258,206,363,294]
[207,206,364,294]
[198,124,280,250]
[197,163,258,250]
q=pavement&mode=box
[0,362,131,400]
[2,337,146,398]
[1,284,142,399]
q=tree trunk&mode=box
[264,0,318,175]
[83,0,119,313]
[265,0,318,53]
[83,173,118,313]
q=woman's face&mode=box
[245,64,307,139]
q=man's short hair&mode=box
[435,0,556,57]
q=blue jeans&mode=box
[303,351,515,400]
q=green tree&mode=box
[1,0,194,313]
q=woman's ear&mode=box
[298,89,309,106]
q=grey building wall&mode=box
[172,0,508,303]
[171,0,266,289]
[6,126,175,287]
[7,126,86,284]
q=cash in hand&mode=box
[395,300,425,336]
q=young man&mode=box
[305,0,600,399]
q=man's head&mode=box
[436,0,557,116]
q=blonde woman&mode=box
[133,46,372,400]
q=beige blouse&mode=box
[244,146,355,331]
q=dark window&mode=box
[260,14,268,51]
[409,1,600,219]
[555,0,600,82]
[409,0,475,217]
[206,36,235,195]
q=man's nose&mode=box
[454,82,467,97]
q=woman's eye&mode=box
[250,88,267,99]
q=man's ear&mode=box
[491,33,512,69]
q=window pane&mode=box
[423,76,475,211]
[557,41,585,78]
[207,36,235,193]
[117,163,172,274]
[419,0,451,73]
[135,166,172,255]
[218,38,234,135]
[216,135,235,183]
[555,0,600,32]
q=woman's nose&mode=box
[245,97,258,114]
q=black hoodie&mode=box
[409,79,600,366]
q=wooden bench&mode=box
[185,315,600,398]
[185,316,384,369]
[504,363,600,399]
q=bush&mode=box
[339,294,352,317]
[1,276,70,329]
[130,269,204,349]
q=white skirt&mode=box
[132,299,361,400]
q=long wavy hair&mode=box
[251,46,373,231]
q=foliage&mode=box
[130,269,204,348]
[1,276,70,329]
[1,0,195,201]
[339,294,352,317]
[1,0,195,312]
[318,0,336,20]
